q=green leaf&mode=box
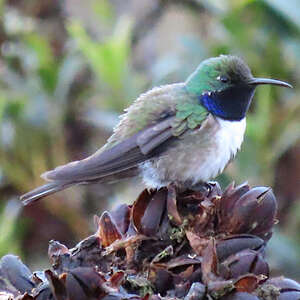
[247,84,272,143]
[0,95,6,122]
[67,17,132,91]
[0,200,23,257]
[23,33,59,92]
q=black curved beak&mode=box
[249,78,293,88]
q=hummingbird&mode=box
[21,55,292,205]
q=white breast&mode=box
[205,117,246,178]
[140,117,246,188]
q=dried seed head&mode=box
[219,249,269,279]
[45,269,67,298]
[258,277,300,300]
[65,273,87,300]
[219,182,250,224]
[48,240,70,263]
[216,235,265,262]
[96,211,122,247]
[152,268,173,295]
[0,255,35,294]
[132,189,167,236]
[110,204,130,235]
[140,189,167,236]
[267,277,300,290]
[186,231,209,256]
[69,267,107,298]
[32,284,53,300]
[1,181,299,300]
[218,186,277,240]
[132,189,153,234]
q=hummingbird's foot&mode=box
[190,182,210,194]
[191,181,222,196]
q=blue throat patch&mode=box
[199,85,255,121]
[200,94,229,119]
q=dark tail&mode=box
[20,168,139,206]
[20,181,73,206]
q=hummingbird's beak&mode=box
[249,78,293,88]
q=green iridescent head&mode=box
[185,55,292,120]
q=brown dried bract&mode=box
[1,182,299,300]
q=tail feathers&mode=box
[20,181,72,206]
[20,167,139,206]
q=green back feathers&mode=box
[173,102,207,135]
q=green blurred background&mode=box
[0,0,299,279]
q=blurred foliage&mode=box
[68,17,133,110]
[0,200,23,257]
[0,0,299,278]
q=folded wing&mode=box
[43,116,176,181]
[21,116,178,205]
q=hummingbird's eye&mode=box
[217,75,229,83]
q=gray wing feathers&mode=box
[20,116,176,205]
[42,133,142,181]
[42,116,176,182]
[137,117,175,154]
